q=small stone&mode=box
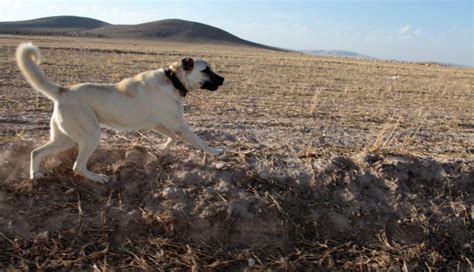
[214,161,226,170]
[37,231,49,241]
[216,180,232,193]
[295,179,308,186]
[162,187,185,199]
[248,258,255,267]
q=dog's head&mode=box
[169,58,224,92]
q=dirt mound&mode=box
[0,142,472,270]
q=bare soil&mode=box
[0,35,472,270]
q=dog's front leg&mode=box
[176,124,223,156]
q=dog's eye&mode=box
[201,67,210,74]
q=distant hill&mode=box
[0,16,110,32]
[411,61,468,68]
[303,50,373,59]
[89,19,263,46]
[0,16,282,51]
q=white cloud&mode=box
[399,24,411,35]
[398,24,422,39]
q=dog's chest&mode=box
[141,89,184,117]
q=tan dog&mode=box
[16,43,225,183]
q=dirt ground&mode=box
[0,35,473,270]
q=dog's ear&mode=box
[181,58,194,72]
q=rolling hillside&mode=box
[0,16,110,32]
[303,49,373,59]
[90,19,257,45]
[0,16,281,50]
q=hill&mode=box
[0,16,110,32]
[89,19,262,46]
[0,16,282,50]
[303,49,373,59]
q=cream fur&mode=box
[16,43,223,183]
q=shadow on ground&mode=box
[0,141,472,270]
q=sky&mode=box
[0,0,473,66]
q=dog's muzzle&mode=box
[201,73,224,91]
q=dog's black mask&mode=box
[200,67,224,91]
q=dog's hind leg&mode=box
[30,120,75,180]
[72,135,109,183]
[154,126,177,150]
[55,104,109,183]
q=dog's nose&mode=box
[218,76,224,86]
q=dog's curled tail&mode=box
[16,43,62,101]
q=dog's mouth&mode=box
[200,72,224,91]
[201,80,222,91]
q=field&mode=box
[0,35,473,270]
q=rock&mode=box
[216,179,233,193]
[36,231,49,241]
[214,161,226,170]
[162,187,185,199]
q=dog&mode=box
[16,43,225,183]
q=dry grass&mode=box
[1,35,473,159]
[0,35,473,270]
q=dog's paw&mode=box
[91,174,110,184]
[158,144,167,150]
[158,143,172,151]
[30,171,45,180]
[209,147,224,156]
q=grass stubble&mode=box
[0,35,473,270]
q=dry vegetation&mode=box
[0,35,473,270]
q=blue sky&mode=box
[1,0,472,66]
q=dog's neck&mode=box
[164,68,188,97]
